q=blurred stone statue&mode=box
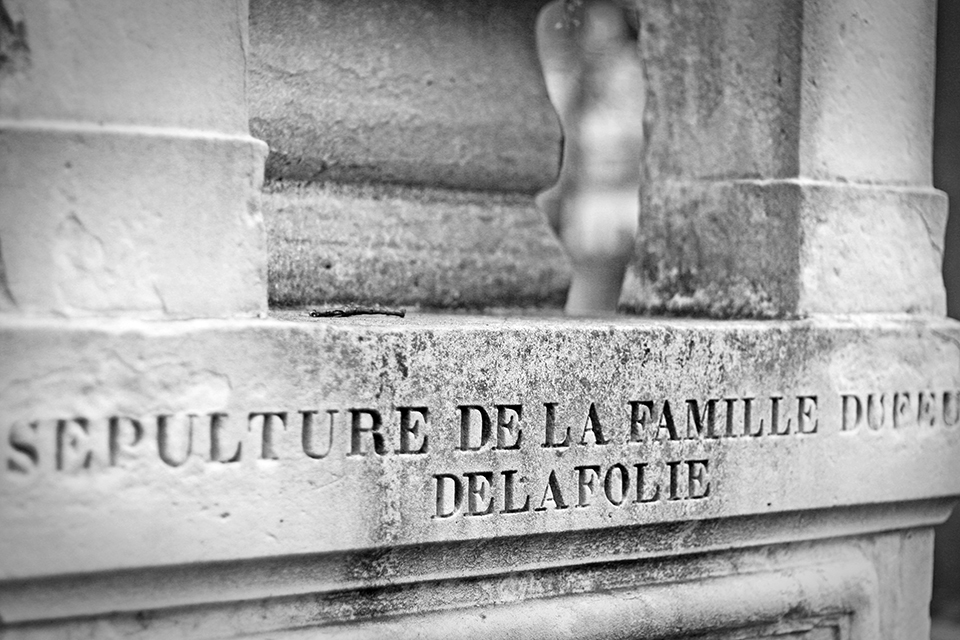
[535,0,645,315]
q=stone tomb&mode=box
[2,0,959,638]
[2,315,959,638]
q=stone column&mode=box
[0,0,267,318]
[624,0,946,317]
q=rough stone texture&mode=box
[627,0,947,317]
[622,180,948,317]
[1,313,958,574]
[799,0,936,185]
[640,0,804,183]
[249,0,560,193]
[266,182,571,309]
[0,125,267,318]
[251,0,948,318]
[4,519,952,638]
[2,1,957,637]
[0,313,957,636]
[0,0,250,134]
[0,2,30,83]
[640,0,935,186]
[0,0,268,318]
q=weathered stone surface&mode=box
[0,124,268,318]
[0,0,269,318]
[253,0,947,319]
[0,0,251,134]
[2,313,958,579]
[640,0,935,186]
[249,0,561,192]
[2,513,950,638]
[265,182,570,309]
[799,0,936,185]
[1,0,956,638]
[640,0,804,182]
[0,313,956,637]
[627,0,946,317]
[623,180,948,317]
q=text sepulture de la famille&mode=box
[6,390,959,519]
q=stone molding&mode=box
[264,550,879,639]
[0,499,947,629]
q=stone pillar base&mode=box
[624,180,947,317]
[0,122,268,318]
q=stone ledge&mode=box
[264,182,571,309]
[19,544,886,639]
[0,499,949,626]
[1,314,958,579]
[262,549,879,640]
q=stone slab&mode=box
[265,182,571,309]
[260,548,880,640]
[2,500,949,630]
[1,313,958,581]
[249,0,560,192]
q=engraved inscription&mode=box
[432,458,712,519]
[841,390,960,432]
[4,388,956,520]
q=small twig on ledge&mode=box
[309,306,406,319]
